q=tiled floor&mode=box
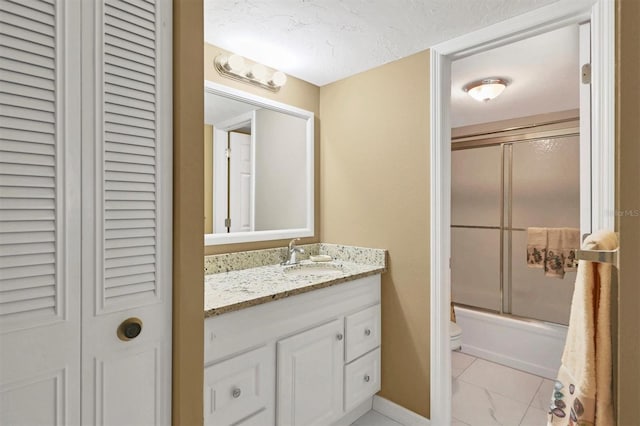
[452,351,554,426]
[350,352,554,426]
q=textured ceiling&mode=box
[451,24,580,128]
[204,0,562,86]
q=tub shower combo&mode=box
[451,116,580,378]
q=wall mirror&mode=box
[204,81,314,245]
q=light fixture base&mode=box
[214,55,285,93]
[463,78,509,102]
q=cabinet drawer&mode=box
[204,346,274,426]
[345,304,381,362]
[344,348,381,411]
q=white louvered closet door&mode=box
[0,0,82,424]
[0,0,171,424]
[80,0,172,425]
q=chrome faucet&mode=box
[282,238,305,265]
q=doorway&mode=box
[429,1,615,424]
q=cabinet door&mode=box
[277,319,344,426]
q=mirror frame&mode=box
[204,80,315,245]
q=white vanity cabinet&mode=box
[204,274,382,426]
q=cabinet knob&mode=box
[364,374,371,383]
[364,328,371,336]
[336,333,343,341]
[232,388,241,398]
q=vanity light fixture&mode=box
[463,78,509,102]
[214,54,288,92]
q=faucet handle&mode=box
[288,238,301,251]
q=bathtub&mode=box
[455,306,568,379]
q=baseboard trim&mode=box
[372,396,430,426]
[332,397,373,426]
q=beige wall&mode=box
[173,0,204,425]
[204,43,321,255]
[319,51,431,417]
[615,0,640,423]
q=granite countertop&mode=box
[204,243,387,317]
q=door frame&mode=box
[428,0,615,423]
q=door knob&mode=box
[336,333,343,341]
[364,328,371,336]
[117,317,143,341]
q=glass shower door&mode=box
[451,145,502,312]
[509,137,580,325]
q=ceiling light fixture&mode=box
[463,78,509,102]
[214,54,287,92]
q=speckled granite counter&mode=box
[204,244,387,317]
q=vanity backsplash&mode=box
[204,243,387,275]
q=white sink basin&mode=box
[283,263,344,277]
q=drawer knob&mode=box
[364,374,371,383]
[232,388,241,398]
[336,333,343,341]
[364,328,371,336]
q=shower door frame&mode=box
[451,116,581,320]
[428,1,615,425]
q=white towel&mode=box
[547,230,616,426]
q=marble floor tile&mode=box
[452,416,471,425]
[529,378,555,410]
[458,358,544,404]
[350,410,403,426]
[519,405,549,426]
[452,351,476,378]
[452,379,530,426]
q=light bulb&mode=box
[224,54,245,72]
[247,63,267,81]
[269,71,287,87]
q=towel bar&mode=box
[577,233,620,269]
[575,248,619,269]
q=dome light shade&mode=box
[463,78,509,102]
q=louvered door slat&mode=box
[0,1,54,26]
[0,197,54,209]
[0,241,54,256]
[105,0,155,27]
[0,93,56,113]
[0,82,54,104]
[99,0,159,310]
[105,93,155,113]
[0,9,55,36]
[0,231,54,245]
[0,164,55,180]
[0,296,55,316]
[8,0,55,16]
[0,220,55,233]
[0,285,55,304]
[105,245,155,259]
[105,141,155,156]
[0,274,55,292]
[0,46,55,71]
